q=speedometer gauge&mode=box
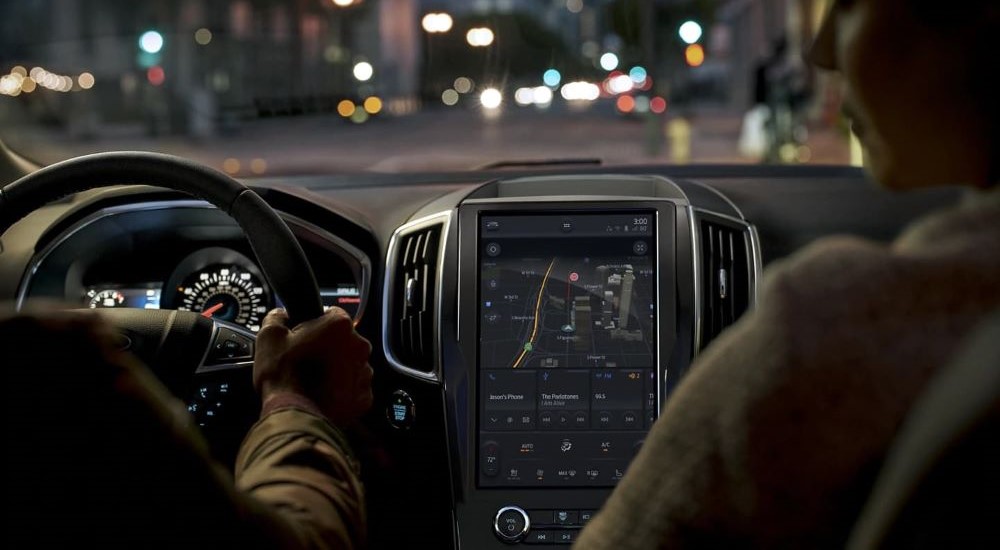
[177,266,269,332]
[87,289,126,308]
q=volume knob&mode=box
[493,506,530,543]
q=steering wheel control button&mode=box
[481,441,501,477]
[206,326,254,365]
[386,390,415,429]
[494,506,529,543]
[187,382,232,427]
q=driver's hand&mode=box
[253,307,374,426]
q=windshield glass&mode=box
[0,0,854,174]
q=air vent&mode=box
[387,222,444,374]
[698,216,753,351]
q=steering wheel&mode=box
[0,151,324,401]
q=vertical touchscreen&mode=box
[478,212,656,487]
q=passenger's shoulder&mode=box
[761,235,894,305]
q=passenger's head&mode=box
[809,0,999,190]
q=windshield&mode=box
[0,0,854,174]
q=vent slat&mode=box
[699,218,752,352]
[388,224,443,373]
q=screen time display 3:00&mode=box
[478,212,657,488]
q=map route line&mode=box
[511,258,557,369]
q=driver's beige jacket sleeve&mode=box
[236,407,366,550]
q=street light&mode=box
[599,52,619,71]
[466,27,495,47]
[422,13,453,33]
[480,87,502,109]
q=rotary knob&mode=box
[493,506,530,543]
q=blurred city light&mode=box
[560,81,600,101]
[685,44,705,67]
[222,158,241,174]
[350,109,369,124]
[441,89,459,106]
[352,61,373,81]
[628,66,647,84]
[250,158,268,174]
[363,96,382,114]
[0,75,20,96]
[480,87,502,109]
[515,86,556,107]
[466,28,495,47]
[599,52,619,71]
[606,74,633,94]
[616,95,635,114]
[543,69,561,87]
[78,72,95,89]
[454,77,473,94]
[146,66,165,86]
[650,96,667,114]
[532,86,553,106]
[566,0,583,14]
[332,0,356,6]
[8,66,97,95]
[679,21,703,45]
[422,13,453,33]
[337,100,356,117]
[634,96,650,113]
[139,30,164,54]
[514,88,533,106]
[195,28,213,45]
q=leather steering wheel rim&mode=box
[0,151,323,326]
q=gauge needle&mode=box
[201,302,225,318]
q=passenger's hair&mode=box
[909,0,996,25]
[908,0,1000,182]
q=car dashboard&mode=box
[0,163,963,549]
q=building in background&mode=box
[0,0,421,136]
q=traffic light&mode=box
[685,44,705,67]
[137,29,163,68]
[678,21,703,45]
[679,20,705,67]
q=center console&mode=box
[448,192,693,547]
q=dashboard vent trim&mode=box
[383,211,450,381]
[693,209,759,353]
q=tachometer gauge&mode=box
[176,266,269,332]
[87,289,126,309]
